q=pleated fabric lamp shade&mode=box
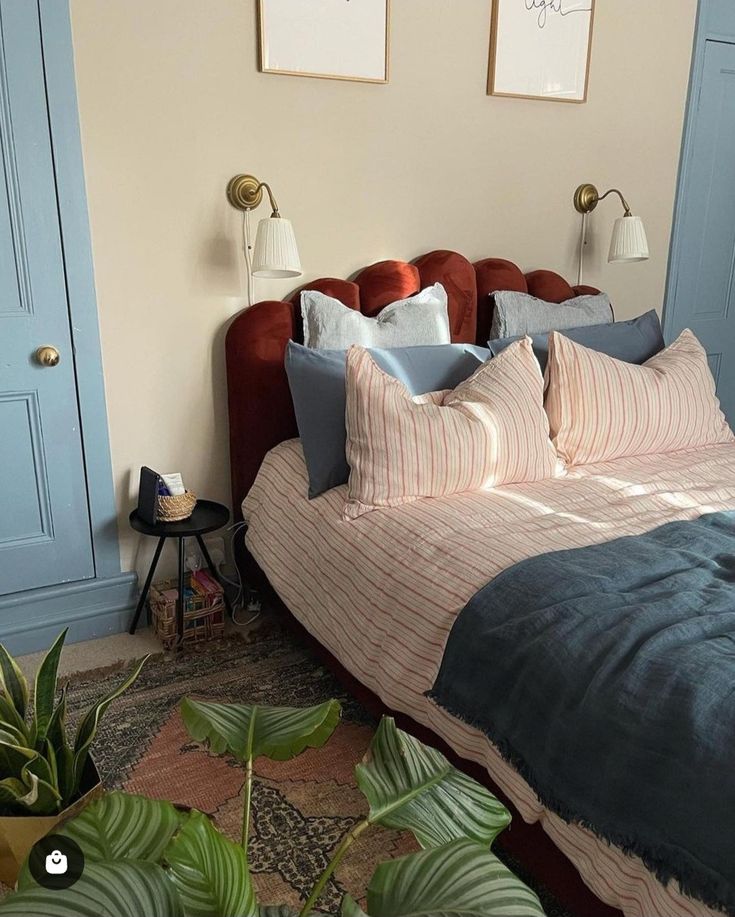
[608,215,649,263]
[252,216,302,278]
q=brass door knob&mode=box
[35,345,60,367]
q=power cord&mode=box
[241,210,255,308]
[185,521,261,628]
[577,211,588,286]
[221,521,261,627]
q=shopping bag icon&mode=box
[45,850,68,875]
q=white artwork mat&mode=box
[491,0,594,101]
[260,0,389,82]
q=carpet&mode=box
[66,626,574,916]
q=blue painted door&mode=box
[0,0,94,595]
[665,39,735,424]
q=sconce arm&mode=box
[256,181,280,218]
[574,182,634,216]
[598,187,632,216]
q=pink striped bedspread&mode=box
[243,438,735,917]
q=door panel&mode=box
[0,0,94,595]
[0,393,50,544]
[666,39,735,424]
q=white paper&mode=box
[492,0,593,101]
[261,0,388,81]
[161,473,186,496]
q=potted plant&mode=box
[0,629,146,885]
[0,696,546,916]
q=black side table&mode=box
[129,499,234,644]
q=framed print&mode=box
[488,0,595,103]
[259,0,390,84]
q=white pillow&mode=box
[490,290,613,339]
[301,283,450,350]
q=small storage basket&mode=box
[156,490,197,522]
[149,571,225,649]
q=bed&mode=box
[226,250,735,917]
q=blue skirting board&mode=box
[0,573,137,655]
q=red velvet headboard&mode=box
[225,250,598,516]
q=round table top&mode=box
[129,499,230,538]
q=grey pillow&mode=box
[488,310,664,373]
[285,341,490,498]
[301,284,450,350]
[490,290,613,339]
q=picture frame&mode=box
[487,0,595,103]
[258,0,390,84]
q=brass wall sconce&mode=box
[226,173,302,304]
[573,182,649,284]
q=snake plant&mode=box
[0,629,147,816]
[0,696,545,916]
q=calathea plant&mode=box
[0,697,546,917]
[0,629,146,815]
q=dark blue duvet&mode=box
[429,511,735,914]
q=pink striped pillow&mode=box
[344,338,560,518]
[545,328,734,466]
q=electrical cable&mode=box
[577,211,588,286]
[187,521,259,627]
[221,520,261,627]
[242,210,255,307]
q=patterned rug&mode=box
[65,625,573,916]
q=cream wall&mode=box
[69,0,698,579]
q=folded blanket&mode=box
[429,511,735,914]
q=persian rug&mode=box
[65,625,578,916]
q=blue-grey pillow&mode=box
[285,341,490,498]
[488,310,664,373]
[490,290,613,339]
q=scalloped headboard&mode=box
[225,249,598,515]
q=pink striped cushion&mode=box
[545,328,734,466]
[344,338,560,518]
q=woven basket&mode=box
[149,572,224,649]
[156,490,196,522]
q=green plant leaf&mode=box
[341,898,368,917]
[24,743,57,786]
[19,767,61,815]
[0,743,61,814]
[356,718,511,848]
[45,738,60,794]
[68,791,186,862]
[0,861,183,916]
[357,838,545,917]
[0,740,36,774]
[258,907,300,917]
[16,791,187,890]
[0,768,59,815]
[165,810,256,917]
[0,777,35,809]
[0,694,29,742]
[180,698,341,762]
[0,721,27,747]
[72,656,148,788]
[47,684,75,802]
[47,682,68,749]
[57,740,76,804]
[0,642,28,721]
[33,629,67,744]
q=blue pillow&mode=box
[285,341,490,498]
[488,310,664,373]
